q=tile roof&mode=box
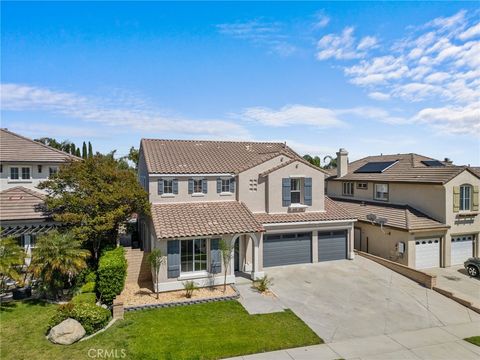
[151,201,265,239]
[260,157,328,177]
[329,153,475,184]
[140,138,300,174]
[331,197,448,231]
[254,197,355,224]
[470,167,480,178]
[0,129,80,163]
[0,186,49,221]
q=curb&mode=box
[433,286,480,314]
[124,285,240,312]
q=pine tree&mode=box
[82,142,87,159]
[88,142,93,158]
[70,143,76,155]
[76,148,81,157]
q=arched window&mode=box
[460,184,472,211]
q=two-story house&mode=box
[0,129,79,254]
[326,149,480,269]
[138,139,356,292]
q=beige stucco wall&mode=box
[0,161,64,192]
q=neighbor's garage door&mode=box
[318,230,347,262]
[451,235,474,266]
[263,232,312,267]
[415,238,440,269]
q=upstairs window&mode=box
[460,184,472,211]
[21,167,30,180]
[163,179,173,194]
[357,182,368,189]
[10,167,19,180]
[38,165,43,173]
[342,182,354,196]
[221,179,231,193]
[49,167,58,176]
[291,178,301,204]
[374,183,389,201]
[194,179,203,193]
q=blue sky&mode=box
[1,2,479,164]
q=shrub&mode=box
[254,275,273,293]
[81,281,95,293]
[49,302,111,335]
[97,247,127,305]
[183,281,198,299]
[71,292,96,304]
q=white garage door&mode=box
[451,235,474,266]
[415,238,440,269]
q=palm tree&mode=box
[147,249,164,299]
[0,236,25,293]
[30,231,90,299]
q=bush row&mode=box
[96,247,127,305]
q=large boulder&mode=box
[48,318,86,345]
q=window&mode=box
[10,167,19,180]
[163,179,173,194]
[49,167,58,176]
[193,179,203,193]
[0,164,2,173]
[221,179,231,193]
[181,239,207,273]
[374,183,389,201]
[357,182,368,189]
[38,165,43,173]
[342,182,354,196]
[21,167,30,180]
[291,178,301,204]
[460,184,472,211]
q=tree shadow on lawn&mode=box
[0,299,49,312]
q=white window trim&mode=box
[163,178,174,195]
[8,165,32,183]
[374,183,389,201]
[342,182,354,196]
[459,184,472,211]
[192,178,204,195]
[180,239,208,274]
[220,178,231,193]
[290,178,302,204]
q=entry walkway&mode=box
[226,321,480,360]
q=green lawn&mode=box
[1,300,321,360]
[464,336,480,347]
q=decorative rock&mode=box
[47,318,86,345]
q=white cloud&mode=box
[368,92,391,101]
[1,83,250,138]
[313,12,330,29]
[357,36,378,51]
[458,23,480,40]
[317,27,376,60]
[239,104,345,128]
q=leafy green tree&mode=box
[38,155,150,260]
[82,141,87,159]
[303,154,321,167]
[88,142,93,158]
[30,231,90,299]
[219,239,234,293]
[148,249,164,299]
[0,236,25,293]
[128,147,139,170]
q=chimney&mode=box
[336,148,349,178]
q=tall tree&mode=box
[127,147,139,170]
[38,155,150,260]
[219,239,234,293]
[30,231,90,299]
[0,236,25,293]
[322,155,337,169]
[303,154,321,167]
[88,142,93,158]
[82,141,87,159]
[70,143,76,155]
[76,148,81,157]
[148,249,164,299]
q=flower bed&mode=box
[121,283,238,310]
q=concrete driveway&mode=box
[426,265,480,307]
[265,256,480,343]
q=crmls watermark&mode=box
[87,348,127,359]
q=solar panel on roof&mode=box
[354,161,398,173]
[421,160,445,167]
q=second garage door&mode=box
[318,230,347,262]
[415,238,440,269]
[263,232,312,267]
[451,235,474,265]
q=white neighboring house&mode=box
[0,128,79,252]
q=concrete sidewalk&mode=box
[225,321,480,360]
[236,283,285,314]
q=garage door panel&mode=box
[318,231,347,262]
[451,235,473,266]
[415,238,440,269]
[263,233,312,267]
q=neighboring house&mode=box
[326,149,480,269]
[0,128,78,252]
[138,139,356,292]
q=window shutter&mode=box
[158,179,163,195]
[282,178,291,207]
[453,186,460,212]
[173,179,178,194]
[210,238,221,274]
[230,177,235,193]
[188,179,194,194]
[202,179,208,194]
[217,178,221,193]
[473,186,479,211]
[304,177,312,206]
[167,240,180,278]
